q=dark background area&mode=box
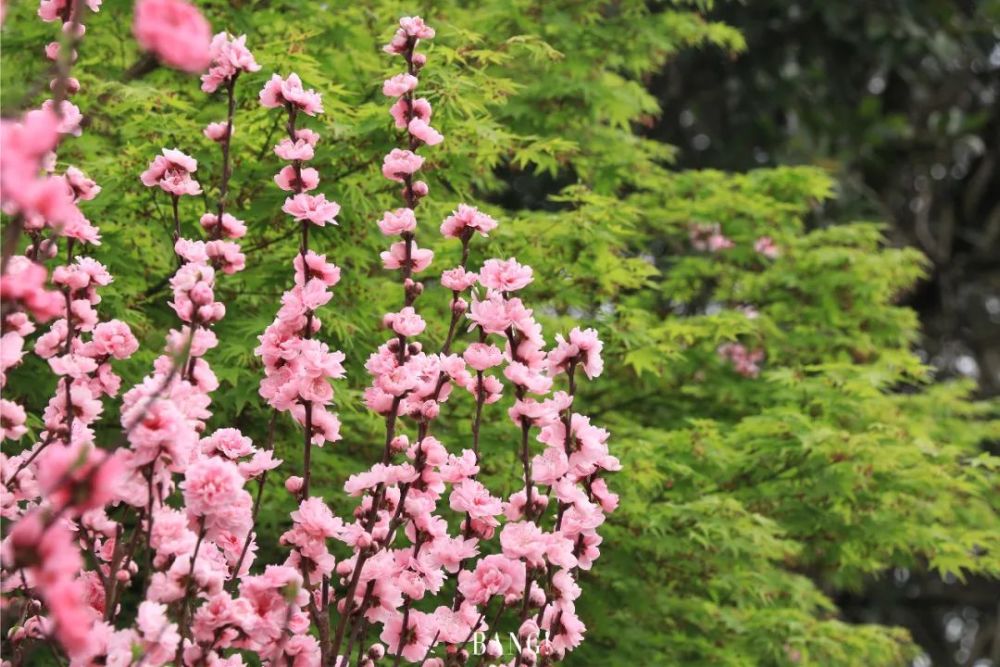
[648,2,1000,665]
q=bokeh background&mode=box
[2,1,999,665]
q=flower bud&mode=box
[285,476,304,493]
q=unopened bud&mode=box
[285,476,304,493]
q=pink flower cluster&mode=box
[140,148,202,196]
[718,342,765,378]
[256,72,345,460]
[0,2,147,656]
[201,31,260,93]
[689,221,734,252]
[754,235,780,259]
[1,14,619,667]
[133,0,213,73]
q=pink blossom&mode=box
[239,449,283,478]
[384,306,426,336]
[718,342,764,378]
[0,108,61,211]
[440,267,478,291]
[382,73,418,97]
[479,257,533,292]
[136,601,180,664]
[133,0,212,73]
[0,399,28,440]
[200,212,246,239]
[140,148,202,196]
[543,603,586,653]
[380,240,433,272]
[203,121,230,142]
[408,117,443,146]
[206,239,246,274]
[755,235,780,258]
[400,16,434,39]
[463,342,503,371]
[708,233,734,252]
[390,97,431,129]
[500,521,548,566]
[468,291,511,335]
[41,98,83,136]
[1,259,66,322]
[450,479,503,519]
[458,554,525,605]
[378,207,417,236]
[283,497,341,556]
[274,137,314,161]
[380,610,434,662]
[38,0,101,22]
[275,165,319,192]
[259,73,323,115]
[181,457,247,518]
[89,319,139,359]
[294,250,341,287]
[282,193,340,226]
[201,32,260,93]
[440,204,498,239]
[49,75,81,95]
[63,166,101,201]
[381,149,424,182]
[201,427,253,459]
[36,441,123,512]
[549,327,603,379]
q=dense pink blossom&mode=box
[38,0,101,22]
[381,148,424,182]
[690,222,733,252]
[390,97,431,128]
[408,117,443,146]
[549,326,604,379]
[755,235,780,258]
[440,204,498,239]
[259,73,323,115]
[133,0,212,73]
[382,73,418,97]
[463,342,503,371]
[201,32,260,92]
[140,148,202,196]
[200,212,246,238]
[275,165,319,192]
[274,137,314,161]
[479,257,534,292]
[64,166,101,201]
[203,121,230,141]
[378,207,417,235]
[380,240,433,272]
[282,193,340,226]
[0,107,79,225]
[718,342,764,377]
[441,267,478,292]
[0,15,617,666]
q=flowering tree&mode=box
[0,4,620,666]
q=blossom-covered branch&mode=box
[0,11,617,667]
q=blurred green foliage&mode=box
[2,1,997,665]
